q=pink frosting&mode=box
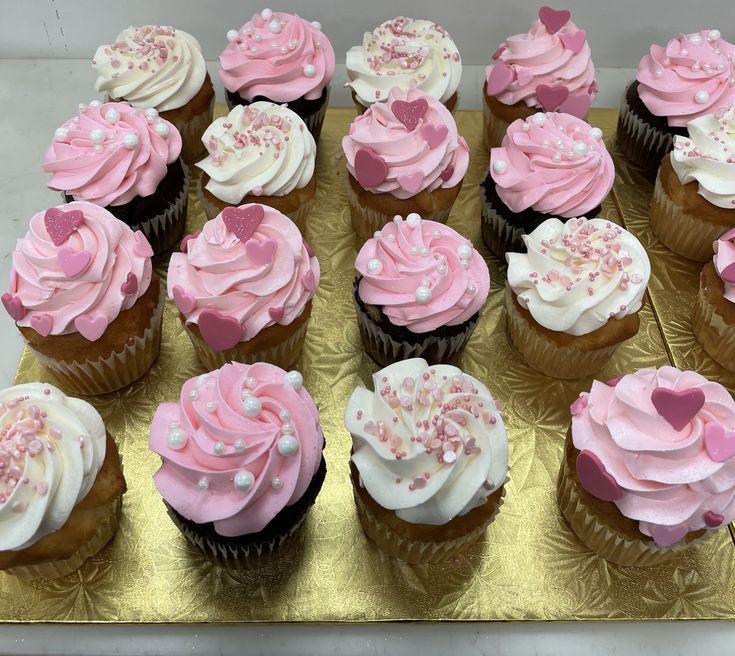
[167,204,319,342]
[342,87,468,199]
[490,112,614,217]
[714,227,735,303]
[486,18,596,108]
[636,30,735,127]
[6,201,153,338]
[149,362,324,536]
[355,215,489,333]
[219,10,335,103]
[43,101,182,207]
[572,367,735,546]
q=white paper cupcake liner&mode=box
[692,282,735,372]
[480,196,525,260]
[167,95,215,164]
[482,101,511,152]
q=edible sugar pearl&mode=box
[277,435,299,456]
[312,20,322,29]
[286,371,303,389]
[406,213,421,228]
[234,439,246,452]
[457,244,473,260]
[367,258,383,274]
[104,108,120,124]
[689,33,703,45]
[709,29,721,41]
[226,29,239,42]
[89,128,105,144]
[234,470,255,492]
[572,141,589,156]
[261,8,273,20]
[167,428,187,450]
[303,64,317,78]
[155,121,170,137]
[268,19,282,33]
[415,285,432,304]
[532,112,546,126]
[197,477,209,491]
[243,396,262,417]
[492,159,507,174]
[122,132,138,149]
[272,477,283,489]
[589,127,603,140]
[54,127,69,141]
[213,441,225,455]
[695,90,711,104]
[279,409,291,421]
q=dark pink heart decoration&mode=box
[391,98,428,131]
[245,238,277,266]
[397,171,423,195]
[420,123,448,148]
[302,270,316,293]
[651,386,705,432]
[704,510,724,528]
[576,450,623,502]
[74,313,108,342]
[439,164,455,182]
[607,375,624,387]
[354,148,389,189]
[172,285,196,315]
[268,307,284,322]
[650,522,689,548]
[44,207,83,246]
[491,45,506,61]
[539,6,571,34]
[180,230,201,253]
[486,62,514,95]
[58,247,91,278]
[133,231,154,258]
[120,273,138,296]
[560,29,586,54]
[719,262,735,284]
[558,92,592,118]
[198,309,243,352]
[703,422,735,462]
[1,293,25,321]
[222,205,265,243]
[30,314,53,337]
[536,84,570,112]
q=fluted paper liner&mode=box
[482,101,511,152]
[692,281,735,372]
[480,195,526,260]
[302,87,330,141]
[141,161,189,256]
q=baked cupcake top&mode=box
[355,214,489,333]
[43,100,182,207]
[345,358,508,525]
[490,112,614,217]
[168,204,318,351]
[671,106,735,209]
[714,228,735,302]
[345,16,461,108]
[571,366,735,547]
[485,6,596,117]
[0,383,106,552]
[149,362,323,536]
[3,201,154,341]
[196,102,316,204]
[506,217,650,336]
[636,30,735,128]
[92,25,207,112]
[219,8,335,103]
[342,87,468,200]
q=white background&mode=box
[1,1,735,654]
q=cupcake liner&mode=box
[167,95,215,164]
[480,194,526,259]
[286,198,313,235]
[29,286,164,396]
[692,281,735,372]
[302,86,330,141]
[504,286,622,379]
[139,161,190,256]
[482,101,511,152]
[649,172,727,262]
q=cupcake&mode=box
[168,203,318,371]
[505,217,650,379]
[149,362,326,568]
[617,29,735,181]
[344,358,508,564]
[650,107,735,261]
[196,102,316,234]
[342,87,469,244]
[483,6,597,150]
[558,367,735,566]
[93,25,214,163]
[0,383,126,578]
[345,16,461,115]
[482,112,614,259]
[43,100,188,256]
[354,214,489,366]
[219,9,335,141]
[2,202,163,395]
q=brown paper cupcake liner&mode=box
[650,172,727,262]
[692,282,735,372]
[480,195,526,259]
[139,161,190,256]
[166,95,216,164]
[482,101,511,152]
[29,287,164,396]
[302,87,330,141]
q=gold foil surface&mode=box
[1,108,734,622]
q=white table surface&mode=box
[0,58,732,656]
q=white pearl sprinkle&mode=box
[89,128,105,144]
[532,112,546,126]
[442,450,457,464]
[196,374,208,388]
[589,127,603,140]
[373,230,382,239]
[188,389,199,399]
[122,132,138,149]
[393,215,403,223]
[144,107,158,123]
[552,153,562,163]
[246,376,257,389]
[78,103,87,112]
[420,247,429,256]
[695,90,711,104]
[709,29,721,42]
[406,213,422,228]
[312,20,322,29]
[522,122,530,131]
[286,371,303,389]
[268,19,282,33]
[572,141,589,156]
[415,285,432,304]
[105,108,120,124]
[206,401,217,413]
[261,8,273,20]
[94,145,103,153]
[460,259,470,269]
[437,264,448,275]
[691,62,700,72]
[278,435,299,456]
[243,396,262,417]
[155,121,170,138]
[654,68,664,77]
[280,46,288,53]
[281,423,294,434]
[432,229,441,239]
[89,100,102,108]
[250,47,259,54]
[555,139,566,151]
[253,33,262,42]
[244,25,253,34]
[681,49,689,56]
[213,441,225,455]
[689,33,703,45]
[367,258,383,274]
[167,428,187,450]
[457,243,473,260]
[234,439,246,452]
[467,283,477,295]
[234,470,255,492]
[303,64,317,78]
[241,389,251,398]
[226,29,239,42]
[279,409,291,421]
[197,477,209,491]
[386,234,395,242]
[272,477,283,489]
[492,159,508,174]
[54,126,69,141]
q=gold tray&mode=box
[2,107,734,622]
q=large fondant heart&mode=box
[172,285,196,315]
[245,238,277,266]
[391,98,428,131]
[560,29,586,54]
[198,309,243,352]
[420,123,448,148]
[44,207,83,246]
[558,92,592,118]
[58,247,91,278]
[539,6,571,34]
[397,171,424,195]
[354,148,388,188]
[133,231,154,258]
[576,450,623,502]
[650,522,689,548]
[1,293,25,321]
[30,314,53,337]
[704,422,735,462]
[120,273,138,296]
[74,313,109,342]
[486,62,514,95]
[222,205,264,243]
[719,262,735,284]
[651,387,705,431]
[536,84,570,112]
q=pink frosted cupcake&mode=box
[483,6,597,149]
[168,203,318,371]
[342,87,469,244]
[219,9,335,140]
[617,29,735,180]
[149,361,326,567]
[43,100,188,256]
[3,201,163,395]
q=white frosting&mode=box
[506,217,651,336]
[93,25,207,112]
[346,17,462,108]
[0,383,106,552]
[196,102,316,204]
[344,359,508,526]
[671,106,735,209]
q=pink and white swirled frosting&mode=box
[342,87,468,199]
[490,112,614,216]
[636,30,735,127]
[150,362,324,536]
[5,201,153,340]
[355,214,489,334]
[219,9,335,103]
[714,228,735,303]
[571,367,735,547]
[167,204,319,343]
[43,100,182,207]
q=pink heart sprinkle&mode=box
[222,205,265,243]
[268,307,284,322]
[197,309,243,352]
[719,262,735,284]
[560,29,586,54]
[704,422,735,463]
[58,247,91,278]
[607,375,624,387]
[120,272,138,296]
[704,510,724,528]
[391,98,429,131]
[172,285,196,315]
[354,147,389,189]
[570,394,588,416]
[439,164,455,182]
[133,231,154,258]
[302,270,317,293]
[486,62,514,96]
[491,45,506,61]
[536,84,570,112]
[1,293,25,321]
[558,92,592,118]
[515,69,534,87]
[43,207,83,246]
[539,6,571,34]
[397,171,424,195]
[650,522,689,548]
[420,123,448,148]
[180,230,201,253]
[576,450,623,502]
[74,313,109,342]
[651,386,705,432]
[245,238,277,266]
[30,314,53,337]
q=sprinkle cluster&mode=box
[92,26,179,78]
[673,107,735,167]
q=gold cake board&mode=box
[1,108,733,622]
